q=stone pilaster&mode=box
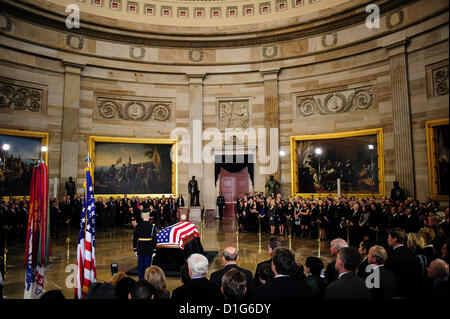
[386,39,415,197]
[261,68,281,187]
[60,61,84,198]
[186,73,205,206]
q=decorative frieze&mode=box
[296,86,373,117]
[217,99,250,131]
[0,14,12,31]
[262,44,279,59]
[129,46,145,59]
[386,10,405,29]
[0,78,47,114]
[65,34,84,50]
[95,94,172,121]
[188,49,204,62]
[426,61,449,98]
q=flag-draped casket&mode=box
[152,222,204,273]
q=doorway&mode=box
[219,167,249,218]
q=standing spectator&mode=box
[221,268,247,301]
[385,228,420,298]
[324,238,348,285]
[252,247,312,300]
[390,181,405,202]
[419,227,438,264]
[210,247,254,298]
[324,247,372,299]
[357,240,373,280]
[366,245,397,299]
[144,265,170,300]
[426,259,449,299]
[171,253,223,303]
[304,257,327,299]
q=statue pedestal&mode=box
[189,206,202,223]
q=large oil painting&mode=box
[0,129,48,198]
[426,119,449,200]
[290,128,385,198]
[89,136,177,196]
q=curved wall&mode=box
[0,0,448,209]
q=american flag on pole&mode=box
[156,222,199,249]
[75,156,96,299]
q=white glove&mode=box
[135,251,138,257]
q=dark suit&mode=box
[171,277,223,303]
[254,259,272,287]
[369,265,398,299]
[385,245,419,298]
[252,276,312,300]
[210,264,254,297]
[426,280,449,299]
[324,260,338,285]
[324,272,372,299]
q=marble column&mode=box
[186,73,205,206]
[261,68,281,189]
[60,61,84,198]
[386,39,415,197]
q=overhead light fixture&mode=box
[315,148,322,155]
[2,144,10,151]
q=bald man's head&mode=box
[223,247,239,263]
[427,259,449,282]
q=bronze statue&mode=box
[265,175,280,197]
[188,176,200,206]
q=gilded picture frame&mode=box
[0,128,49,200]
[290,128,385,198]
[88,136,178,199]
[426,118,449,201]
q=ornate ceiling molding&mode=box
[0,0,417,48]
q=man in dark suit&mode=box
[253,247,312,300]
[426,259,449,299]
[324,238,348,285]
[385,228,420,298]
[171,253,223,303]
[366,245,398,299]
[254,236,284,287]
[324,247,372,299]
[210,247,254,297]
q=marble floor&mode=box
[2,217,333,299]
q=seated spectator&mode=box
[115,277,137,300]
[426,259,449,299]
[367,245,397,299]
[221,268,247,301]
[40,290,65,300]
[386,228,420,298]
[129,279,155,300]
[171,253,223,303]
[304,257,327,299]
[325,238,348,285]
[325,247,372,299]
[210,247,254,298]
[419,227,438,264]
[253,247,312,300]
[144,265,170,300]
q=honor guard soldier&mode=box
[216,192,225,220]
[133,210,156,279]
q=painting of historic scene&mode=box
[297,134,379,195]
[93,142,173,195]
[0,134,42,196]
[435,124,449,196]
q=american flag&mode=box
[75,165,97,299]
[157,222,199,249]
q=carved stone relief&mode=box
[426,61,449,98]
[296,86,373,117]
[95,94,172,121]
[218,99,250,130]
[0,78,47,113]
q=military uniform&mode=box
[133,218,156,279]
[216,195,225,220]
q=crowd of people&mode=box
[0,180,449,300]
[39,233,449,301]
